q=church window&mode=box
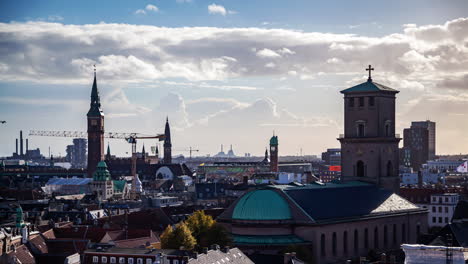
[348,97,354,107]
[343,231,348,254]
[359,97,364,107]
[332,232,337,256]
[383,225,388,247]
[369,96,375,106]
[93,256,99,263]
[356,161,365,177]
[402,224,406,243]
[364,228,369,249]
[393,224,397,245]
[417,225,421,237]
[354,229,359,254]
[320,234,326,256]
[374,227,379,249]
[386,161,393,177]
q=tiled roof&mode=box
[340,80,398,93]
[29,233,49,254]
[189,248,254,264]
[7,244,36,264]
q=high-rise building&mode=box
[87,70,104,177]
[163,117,172,164]
[403,120,436,171]
[321,148,341,166]
[338,67,400,193]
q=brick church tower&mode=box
[163,117,172,164]
[87,70,104,177]
[269,134,279,172]
[338,66,400,193]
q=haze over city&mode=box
[1,0,468,157]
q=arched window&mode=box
[358,124,365,137]
[374,227,379,249]
[402,224,406,243]
[364,228,369,249]
[321,234,326,256]
[332,232,337,256]
[393,224,397,245]
[384,120,392,137]
[343,231,348,254]
[354,229,359,254]
[348,97,355,107]
[356,160,365,177]
[387,161,393,177]
[384,225,388,247]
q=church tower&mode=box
[269,134,279,172]
[163,117,172,164]
[338,66,400,193]
[87,69,104,177]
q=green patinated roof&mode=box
[113,180,126,192]
[232,234,307,245]
[269,135,278,146]
[340,80,398,94]
[93,161,111,181]
[233,189,291,220]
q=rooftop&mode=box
[340,80,398,94]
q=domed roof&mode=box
[270,135,278,146]
[233,189,291,220]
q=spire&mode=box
[87,67,103,117]
[106,144,111,159]
[164,117,171,146]
[142,144,146,157]
[265,148,268,159]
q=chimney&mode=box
[222,246,230,253]
[191,251,198,259]
[16,138,18,155]
[20,130,24,156]
[26,139,29,156]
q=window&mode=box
[364,228,369,249]
[439,207,442,213]
[432,217,436,223]
[374,227,379,249]
[445,207,448,213]
[358,123,365,137]
[356,160,365,177]
[393,224,397,245]
[439,217,442,223]
[102,257,108,263]
[343,231,348,254]
[445,217,448,223]
[348,98,354,107]
[384,225,388,247]
[445,197,448,202]
[432,197,436,202]
[119,257,125,264]
[93,256,99,263]
[332,232,337,256]
[110,257,116,264]
[369,97,375,106]
[354,229,359,254]
[432,206,436,212]
[320,234,326,256]
[402,224,406,243]
[137,259,143,264]
[359,97,364,107]
[128,258,134,264]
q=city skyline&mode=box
[1,1,468,157]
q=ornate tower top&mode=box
[87,68,103,117]
[93,161,111,181]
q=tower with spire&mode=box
[87,67,105,177]
[163,117,172,164]
[269,133,279,172]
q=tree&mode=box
[160,225,175,249]
[185,210,215,242]
[172,222,196,250]
[203,223,232,247]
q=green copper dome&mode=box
[270,135,278,146]
[233,189,291,220]
[93,161,111,181]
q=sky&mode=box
[0,0,468,158]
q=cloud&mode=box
[256,48,281,58]
[146,4,159,12]
[208,4,227,15]
[47,15,64,22]
[0,17,467,90]
[135,9,146,15]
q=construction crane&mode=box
[175,146,199,159]
[29,130,164,178]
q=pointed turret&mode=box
[142,144,146,158]
[87,70,103,117]
[164,117,172,164]
[106,144,111,160]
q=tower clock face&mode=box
[271,146,276,151]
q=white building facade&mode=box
[428,193,460,227]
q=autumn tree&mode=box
[185,210,231,248]
[160,223,196,250]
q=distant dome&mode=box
[233,189,291,220]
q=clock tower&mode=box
[269,134,279,172]
[87,69,104,177]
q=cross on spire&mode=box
[366,65,374,81]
